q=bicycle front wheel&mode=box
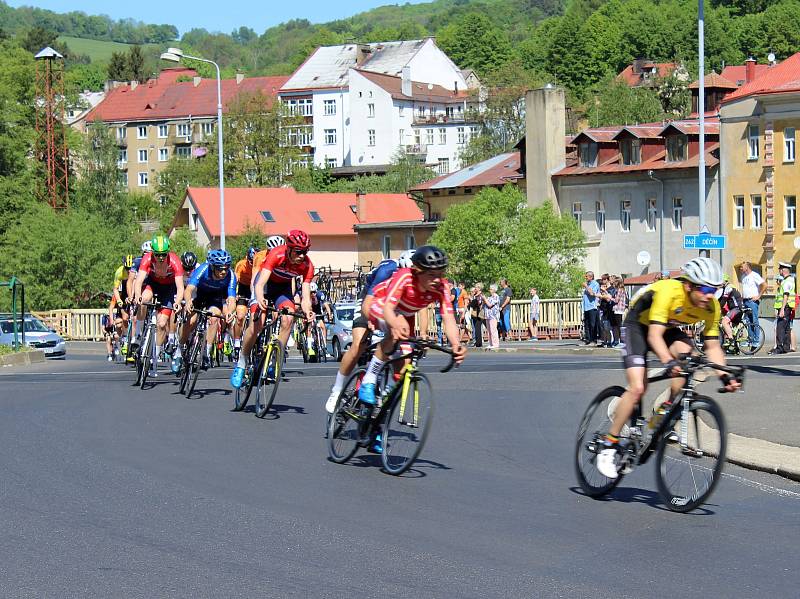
[327,368,366,463]
[737,323,764,355]
[255,340,283,418]
[655,395,726,513]
[138,327,154,389]
[381,373,434,476]
[574,385,628,498]
[186,341,203,398]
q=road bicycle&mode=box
[327,337,456,476]
[134,300,163,389]
[693,307,764,356]
[179,307,225,398]
[574,354,745,512]
[299,314,328,363]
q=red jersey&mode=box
[373,268,454,317]
[256,245,314,284]
[138,251,184,285]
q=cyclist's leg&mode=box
[326,317,368,411]
[136,286,154,342]
[358,309,400,404]
[720,316,733,341]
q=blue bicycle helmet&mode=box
[247,246,259,262]
[207,249,232,267]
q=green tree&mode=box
[127,45,146,82]
[21,26,58,54]
[169,226,207,260]
[155,153,218,231]
[72,122,129,222]
[436,13,515,76]
[430,186,585,298]
[657,71,691,118]
[107,51,129,81]
[225,223,266,262]
[589,76,665,127]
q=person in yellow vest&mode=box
[773,262,795,354]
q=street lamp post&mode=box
[160,48,227,249]
[697,0,707,256]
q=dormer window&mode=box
[579,142,598,167]
[666,134,688,162]
[620,139,641,165]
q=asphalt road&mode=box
[1,351,798,598]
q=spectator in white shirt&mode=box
[739,261,766,347]
[528,287,540,341]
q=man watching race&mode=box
[230,230,315,389]
[596,257,741,479]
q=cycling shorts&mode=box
[249,279,294,314]
[368,302,415,337]
[143,277,176,313]
[194,289,226,311]
[352,315,369,330]
[236,282,251,307]
[620,319,691,369]
[724,308,742,324]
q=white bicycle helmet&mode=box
[141,240,152,253]
[309,282,318,292]
[266,235,284,250]
[398,249,415,269]
[680,257,724,287]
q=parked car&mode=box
[0,315,67,358]
[326,302,383,361]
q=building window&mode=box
[201,122,214,136]
[457,127,466,145]
[578,142,598,167]
[177,123,191,138]
[426,128,434,145]
[325,157,337,168]
[260,211,274,223]
[137,125,147,139]
[157,124,168,138]
[666,135,687,162]
[368,129,376,146]
[119,171,128,186]
[571,202,582,227]
[734,196,745,229]
[785,127,795,162]
[117,149,127,167]
[469,125,479,139]
[324,129,336,145]
[158,148,168,162]
[620,138,641,165]
[646,198,658,232]
[399,105,404,117]
[417,105,426,117]
[672,198,683,231]
[398,129,404,145]
[382,235,391,259]
[323,99,336,116]
[176,147,191,159]
[751,194,763,228]
[298,98,312,116]
[405,234,416,250]
[786,196,797,231]
[138,172,148,187]
[595,200,605,233]
[438,128,446,145]
[138,149,147,163]
[620,200,631,232]
[437,158,450,174]
[748,124,759,160]
[367,103,375,118]
[414,130,421,146]
[189,212,198,231]
[116,126,126,140]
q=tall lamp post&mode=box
[160,48,227,249]
[697,0,707,256]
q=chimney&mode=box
[401,66,412,97]
[356,191,367,222]
[193,76,202,87]
[236,73,245,84]
[524,86,566,209]
[130,80,138,90]
[454,81,458,95]
[745,57,756,83]
[356,44,372,66]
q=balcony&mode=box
[412,114,466,125]
[116,137,127,147]
[405,144,428,155]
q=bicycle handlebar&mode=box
[392,336,457,373]
[652,353,745,393]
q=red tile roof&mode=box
[570,128,621,144]
[612,125,667,140]
[617,62,679,86]
[688,71,737,90]
[86,68,290,123]
[354,69,471,104]
[723,53,800,103]
[183,187,422,238]
[720,63,771,87]
[554,143,719,177]
[660,120,720,135]
[410,152,520,191]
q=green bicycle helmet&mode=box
[151,234,170,253]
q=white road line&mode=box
[721,470,800,499]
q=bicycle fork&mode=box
[396,366,420,428]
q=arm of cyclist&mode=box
[224,271,238,324]
[383,301,410,340]
[440,309,466,364]
[255,268,272,311]
[133,267,146,303]
[300,281,314,322]
[182,284,196,314]
[174,273,185,308]
[647,324,682,376]
[703,338,742,392]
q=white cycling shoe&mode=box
[325,389,340,414]
[596,448,620,479]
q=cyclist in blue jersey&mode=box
[325,250,415,412]
[172,249,237,372]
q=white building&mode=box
[279,38,480,174]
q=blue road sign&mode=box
[683,232,726,250]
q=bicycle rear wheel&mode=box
[255,340,283,418]
[655,395,726,513]
[737,323,764,355]
[233,354,257,411]
[327,369,366,463]
[381,373,434,475]
[186,339,204,398]
[138,326,154,389]
[574,385,628,497]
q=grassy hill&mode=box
[58,36,159,62]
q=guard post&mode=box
[0,277,26,349]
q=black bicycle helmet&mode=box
[181,251,198,271]
[411,245,449,270]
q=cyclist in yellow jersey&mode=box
[110,255,135,356]
[596,257,741,479]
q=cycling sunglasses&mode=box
[154,252,168,260]
[291,248,308,257]
[692,284,718,295]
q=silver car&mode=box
[0,316,67,358]
[326,302,383,362]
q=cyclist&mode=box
[232,246,259,355]
[325,250,415,412]
[718,275,745,344]
[101,312,117,361]
[230,230,315,389]
[111,255,134,356]
[181,251,199,277]
[303,281,333,358]
[596,257,741,479]
[172,249,237,372]
[358,245,466,406]
[132,234,185,376]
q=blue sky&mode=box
[8,1,430,35]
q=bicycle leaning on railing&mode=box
[574,354,745,512]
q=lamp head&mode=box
[160,52,181,63]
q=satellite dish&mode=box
[427,83,433,90]
[768,52,776,64]
[793,236,800,250]
[637,250,651,267]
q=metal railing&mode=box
[34,309,107,341]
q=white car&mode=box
[0,315,67,358]
[327,302,382,361]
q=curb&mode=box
[468,346,620,357]
[0,350,46,367]
[726,433,800,482]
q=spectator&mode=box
[499,278,513,341]
[456,282,470,341]
[611,276,627,348]
[485,284,501,350]
[469,284,485,348]
[528,287,540,341]
[581,271,600,345]
[739,261,766,347]
[772,262,795,354]
[597,275,615,347]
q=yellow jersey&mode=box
[629,278,720,338]
[112,265,129,294]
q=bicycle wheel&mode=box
[327,369,366,463]
[138,326,154,389]
[574,385,628,497]
[738,323,764,355]
[381,372,434,475]
[655,395,726,513]
[255,340,283,418]
[186,339,204,398]
[179,333,199,394]
[233,355,257,411]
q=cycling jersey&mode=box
[130,254,145,274]
[371,268,454,319]
[138,251,184,285]
[254,245,314,285]
[719,285,744,314]
[187,262,238,299]
[627,278,720,338]
[112,265,127,292]
[364,259,398,297]
[234,259,253,288]
[310,291,330,315]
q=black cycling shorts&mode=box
[352,314,368,330]
[236,283,251,306]
[620,319,691,369]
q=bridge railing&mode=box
[34,309,107,341]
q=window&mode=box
[260,211,274,222]
[571,202,582,227]
[323,99,336,116]
[734,196,745,229]
[405,234,416,250]
[190,212,198,231]
[417,105,426,117]
[157,124,168,138]
[138,149,147,163]
[382,235,391,259]
[325,157,337,168]
[666,135,687,162]
[176,147,191,159]
[786,196,797,231]
[367,103,375,118]
[201,122,214,136]
[457,127,466,145]
[785,127,796,162]
[579,142,598,167]
[438,128,446,145]
[116,126,126,140]
[414,130,421,146]
[307,210,322,223]
[138,172,148,187]
[595,200,605,233]
[117,149,127,167]
[398,129,405,145]
[751,194,763,228]
[748,124,759,160]
[137,125,147,139]
[119,171,128,186]
[620,200,631,232]
[398,105,404,117]
[324,129,336,145]
[368,129,376,146]
[158,148,168,162]
[620,138,641,165]
[298,98,312,116]
[437,158,450,174]
[672,198,683,231]
[177,123,191,138]
[469,125,479,139]
[646,198,658,232]
[426,129,434,145]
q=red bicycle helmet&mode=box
[286,229,311,250]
